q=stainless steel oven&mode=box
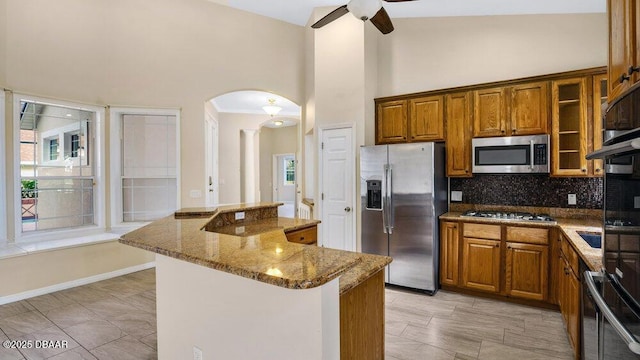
[585,125,640,359]
[472,134,550,174]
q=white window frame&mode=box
[13,94,106,242]
[109,107,181,232]
[0,91,6,242]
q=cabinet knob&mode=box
[495,244,500,248]
[501,129,505,133]
[629,65,640,75]
[581,168,587,172]
[596,168,601,173]
[512,129,516,134]
[620,73,631,83]
[465,169,469,173]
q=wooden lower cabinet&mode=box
[285,226,317,245]
[557,233,581,358]
[440,221,459,286]
[505,242,549,301]
[340,269,385,360]
[461,237,501,293]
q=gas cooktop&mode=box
[461,210,557,224]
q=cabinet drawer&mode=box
[506,227,549,245]
[463,223,501,240]
[285,226,317,245]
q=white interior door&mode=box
[205,115,219,207]
[273,154,295,217]
[320,127,354,251]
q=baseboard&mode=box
[0,262,156,305]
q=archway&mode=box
[205,90,301,213]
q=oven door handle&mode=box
[585,271,640,355]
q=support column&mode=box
[242,129,257,203]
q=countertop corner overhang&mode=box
[119,203,392,294]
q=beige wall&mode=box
[4,0,305,208]
[376,14,607,100]
[259,125,298,202]
[0,242,154,297]
[1,0,304,298]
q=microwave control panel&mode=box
[533,144,547,165]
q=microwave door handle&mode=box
[530,140,535,171]
[585,271,640,355]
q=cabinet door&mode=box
[608,0,633,101]
[445,92,472,177]
[510,82,549,136]
[440,222,459,286]
[505,242,549,301]
[376,100,407,144]
[567,270,581,354]
[591,75,607,176]
[461,237,501,293]
[551,78,588,176]
[409,96,444,142]
[473,87,507,137]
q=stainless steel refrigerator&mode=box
[360,142,447,293]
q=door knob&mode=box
[344,207,351,212]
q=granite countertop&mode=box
[440,212,603,271]
[120,203,391,294]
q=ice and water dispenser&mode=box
[366,180,382,210]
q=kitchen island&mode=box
[120,202,391,360]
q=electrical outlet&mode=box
[193,346,202,360]
[235,211,245,220]
[635,196,640,209]
[451,191,463,202]
[568,194,577,205]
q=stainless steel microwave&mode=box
[472,135,550,174]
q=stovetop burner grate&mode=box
[461,210,556,223]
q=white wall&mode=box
[376,13,607,99]
[0,0,5,86]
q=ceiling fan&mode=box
[311,0,415,35]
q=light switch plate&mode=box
[635,196,640,209]
[451,191,463,202]
[235,211,245,220]
[568,194,577,205]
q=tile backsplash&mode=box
[449,175,603,209]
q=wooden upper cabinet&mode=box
[376,100,407,144]
[608,0,634,101]
[473,83,548,137]
[473,87,507,137]
[551,78,588,176]
[591,74,607,176]
[409,95,445,142]
[445,92,473,177]
[510,82,549,135]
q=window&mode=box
[284,158,295,185]
[15,95,104,238]
[110,108,180,226]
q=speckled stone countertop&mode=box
[120,203,391,294]
[440,212,603,271]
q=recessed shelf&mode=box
[558,99,581,105]
[559,150,579,154]
[559,131,580,135]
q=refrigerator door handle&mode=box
[382,165,388,234]
[388,165,394,234]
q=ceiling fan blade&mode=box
[311,5,350,29]
[370,7,394,34]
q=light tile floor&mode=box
[0,269,573,360]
